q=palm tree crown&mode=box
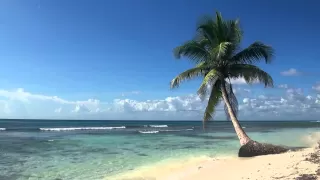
[170,11,274,124]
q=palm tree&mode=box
[170,11,274,146]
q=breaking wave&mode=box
[0,128,6,131]
[39,126,126,131]
[138,129,193,134]
[139,130,159,134]
[148,125,168,128]
[301,132,320,147]
[161,129,194,132]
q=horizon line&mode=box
[0,118,318,122]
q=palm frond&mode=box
[211,42,232,59]
[228,64,274,87]
[197,69,221,100]
[174,40,210,63]
[223,19,242,57]
[215,11,225,42]
[197,12,232,46]
[231,42,274,64]
[170,66,207,89]
[196,61,206,67]
[197,12,244,63]
[223,81,238,120]
[196,15,218,46]
[203,80,222,122]
[225,19,242,44]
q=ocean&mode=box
[0,119,319,180]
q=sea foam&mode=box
[39,126,126,131]
[138,129,193,134]
[149,125,168,128]
[161,129,194,132]
[139,130,159,134]
[302,132,320,147]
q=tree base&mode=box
[238,140,291,157]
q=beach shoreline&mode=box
[109,143,320,180]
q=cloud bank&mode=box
[0,86,319,120]
[312,83,320,92]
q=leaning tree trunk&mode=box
[220,83,251,146]
[220,82,290,157]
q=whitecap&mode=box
[48,140,54,142]
[301,132,320,147]
[139,130,159,134]
[149,125,168,128]
[39,126,126,131]
[0,128,6,131]
[161,129,194,132]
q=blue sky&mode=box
[0,0,319,120]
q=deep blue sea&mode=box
[0,119,319,180]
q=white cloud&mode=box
[0,87,319,120]
[229,77,258,85]
[278,84,289,89]
[312,83,320,92]
[243,98,249,104]
[111,94,208,113]
[281,68,301,76]
[240,88,320,119]
[72,104,91,113]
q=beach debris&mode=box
[198,166,202,170]
[295,174,318,180]
[305,152,320,164]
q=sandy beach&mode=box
[112,142,320,180]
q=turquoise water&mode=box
[0,120,319,180]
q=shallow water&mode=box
[0,120,319,180]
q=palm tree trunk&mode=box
[221,82,251,146]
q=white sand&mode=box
[109,145,320,180]
[167,148,319,180]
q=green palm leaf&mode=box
[197,16,218,46]
[211,42,232,60]
[197,69,220,100]
[225,19,242,44]
[170,66,207,89]
[174,40,209,63]
[228,64,274,87]
[203,80,222,122]
[231,42,274,64]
